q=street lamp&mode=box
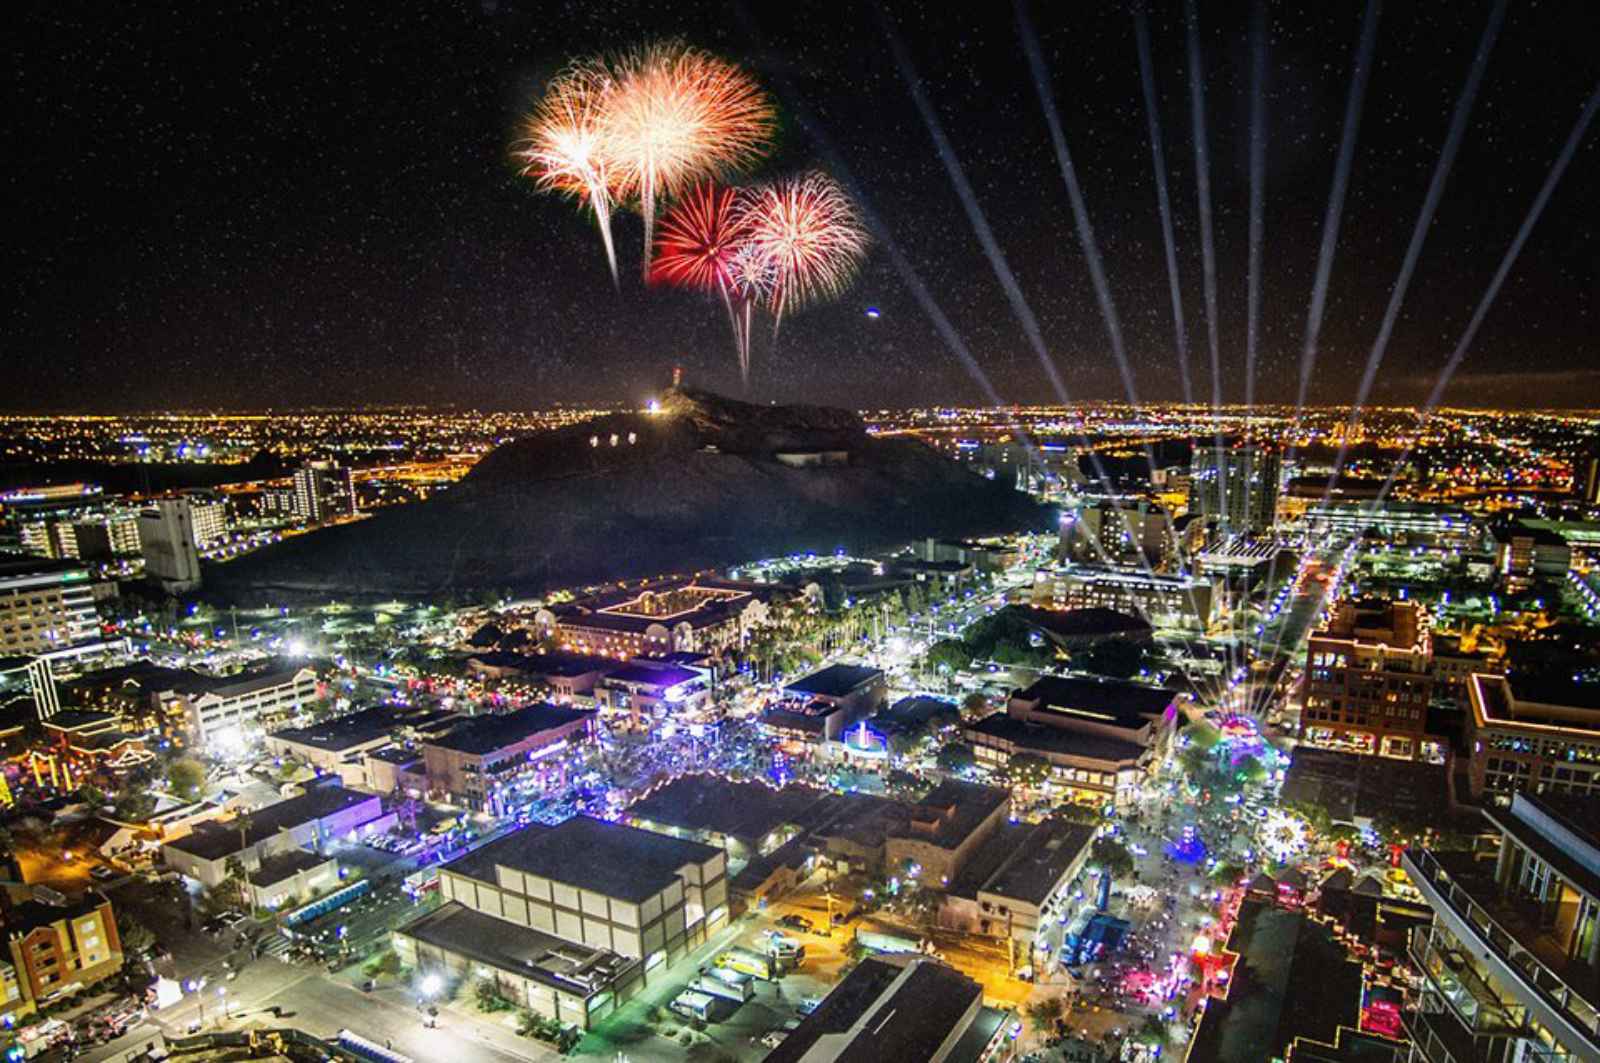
[217,986,229,1023]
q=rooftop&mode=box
[626,774,827,845]
[601,662,702,688]
[4,891,112,937]
[1015,605,1152,641]
[784,663,884,700]
[1011,674,1177,727]
[397,900,638,996]
[968,712,1148,764]
[1186,900,1362,1063]
[427,704,593,755]
[42,709,119,732]
[269,705,399,752]
[981,819,1095,905]
[164,782,378,862]
[443,815,719,903]
[764,957,983,1063]
[248,849,333,888]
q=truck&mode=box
[693,972,754,1004]
[714,947,775,981]
[669,990,716,1022]
[854,929,922,955]
[765,935,805,963]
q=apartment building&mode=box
[0,557,100,658]
[1300,600,1437,762]
[1402,792,1600,1061]
[2,892,122,1021]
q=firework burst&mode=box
[514,61,622,283]
[602,41,775,278]
[651,183,769,383]
[739,171,869,334]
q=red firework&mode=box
[649,182,747,293]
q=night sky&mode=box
[9,1,1600,411]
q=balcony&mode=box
[1409,925,1527,1035]
[1404,848,1600,1054]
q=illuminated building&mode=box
[535,578,775,659]
[291,460,357,524]
[938,818,1094,947]
[760,663,886,744]
[142,661,321,747]
[183,490,228,548]
[420,704,595,812]
[966,675,1179,806]
[1492,520,1572,593]
[1402,792,1600,1062]
[1189,445,1281,534]
[1030,564,1214,631]
[0,557,100,658]
[160,780,392,888]
[1304,500,1479,550]
[594,660,709,726]
[0,483,106,558]
[393,815,727,1030]
[2,891,123,1020]
[136,497,202,591]
[1057,499,1172,567]
[1299,600,1437,762]
[1466,674,1600,801]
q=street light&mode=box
[217,986,229,1023]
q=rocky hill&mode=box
[207,389,1050,602]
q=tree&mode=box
[76,784,107,808]
[223,856,250,909]
[113,788,157,821]
[166,759,207,800]
[116,912,157,954]
[925,639,972,674]
[960,691,990,720]
[1004,753,1052,790]
[936,743,977,774]
[1026,995,1063,1032]
[1091,837,1136,878]
[1072,638,1149,680]
[1209,861,1248,885]
[474,978,511,1013]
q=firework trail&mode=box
[650,182,766,383]
[515,61,622,284]
[603,42,775,279]
[739,172,869,336]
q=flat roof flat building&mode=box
[394,815,728,1031]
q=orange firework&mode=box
[602,41,775,279]
[514,61,622,283]
[740,171,869,333]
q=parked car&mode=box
[776,914,812,932]
[90,866,117,882]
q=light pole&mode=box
[217,986,229,1025]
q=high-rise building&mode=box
[0,483,108,558]
[66,511,142,562]
[1057,499,1173,567]
[1188,446,1281,534]
[1402,793,1600,1062]
[137,499,202,591]
[0,557,101,658]
[1579,445,1600,506]
[291,462,357,524]
[183,491,228,548]
[1299,599,1436,761]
